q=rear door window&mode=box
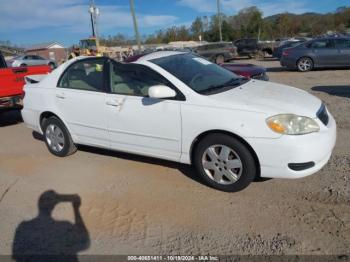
[335,39,350,48]
[34,56,45,60]
[58,59,106,92]
[309,39,334,49]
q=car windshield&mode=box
[150,53,246,95]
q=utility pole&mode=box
[129,0,141,51]
[89,10,95,37]
[217,0,223,42]
[89,0,99,38]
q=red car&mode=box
[124,52,269,81]
[0,51,51,110]
[220,63,269,81]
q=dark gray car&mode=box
[273,40,305,59]
[280,37,350,72]
[193,42,237,64]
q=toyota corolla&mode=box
[21,51,336,192]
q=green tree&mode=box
[191,17,204,40]
[229,6,263,38]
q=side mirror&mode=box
[148,85,176,99]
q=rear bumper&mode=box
[280,57,297,69]
[0,95,23,109]
[246,113,337,179]
[21,108,42,133]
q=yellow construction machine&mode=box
[79,37,111,57]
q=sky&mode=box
[0,0,348,47]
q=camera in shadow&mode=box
[12,190,90,262]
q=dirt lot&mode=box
[0,59,349,256]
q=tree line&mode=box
[100,5,350,46]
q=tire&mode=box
[297,57,313,72]
[215,55,225,64]
[193,133,257,192]
[48,62,56,69]
[42,117,77,157]
[256,50,265,60]
[20,64,27,67]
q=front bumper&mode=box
[246,112,337,179]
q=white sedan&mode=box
[21,51,336,192]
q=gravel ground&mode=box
[0,59,349,256]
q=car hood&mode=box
[209,80,321,117]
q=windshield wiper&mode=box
[199,78,248,95]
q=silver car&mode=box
[9,55,56,69]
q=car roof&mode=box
[313,37,350,40]
[64,52,188,66]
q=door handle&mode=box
[106,100,121,106]
[56,93,66,99]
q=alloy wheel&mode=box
[298,58,312,72]
[201,144,243,185]
[45,124,65,152]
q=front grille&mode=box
[317,104,329,126]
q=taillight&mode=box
[282,50,290,57]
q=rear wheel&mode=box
[20,64,27,67]
[297,57,313,72]
[193,134,256,192]
[42,117,77,157]
[256,50,266,60]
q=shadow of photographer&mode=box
[12,190,90,262]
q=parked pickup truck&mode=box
[0,51,51,110]
[234,38,278,58]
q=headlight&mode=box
[266,114,320,135]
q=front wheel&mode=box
[42,117,77,157]
[297,57,313,72]
[193,134,257,192]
